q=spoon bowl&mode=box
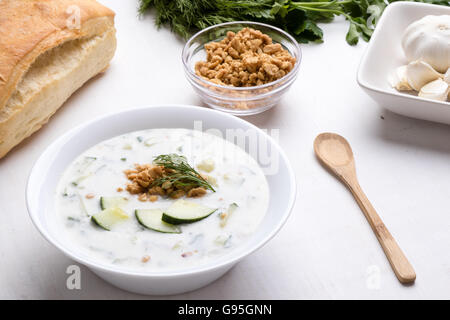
[314,133,354,167]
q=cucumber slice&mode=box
[220,203,239,228]
[91,207,129,231]
[162,200,217,225]
[77,156,96,174]
[135,209,181,234]
[100,196,128,210]
[71,174,91,187]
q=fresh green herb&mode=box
[137,136,144,143]
[152,154,215,192]
[77,156,96,174]
[138,0,449,45]
[121,157,127,161]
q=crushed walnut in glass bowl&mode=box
[182,21,301,116]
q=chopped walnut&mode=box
[187,187,207,198]
[126,183,145,195]
[138,193,148,202]
[123,163,208,201]
[170,189,186,199]
[195,28,296,87]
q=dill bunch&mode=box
[138,0,450,45]
[152,154,215,192]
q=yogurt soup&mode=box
[55,128,269,271]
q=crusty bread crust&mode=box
[0,0,114,109]
[0,0,116,158]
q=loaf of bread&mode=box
[0,0,116,158]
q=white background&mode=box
[1,0,449,299]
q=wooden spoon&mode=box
[314,132,416,284]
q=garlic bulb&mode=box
[389,65,412,91]
[402,15,450,73]
[418,78,449,101]
[406,60,443,91]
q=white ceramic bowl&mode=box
[357,2,450,125]
[26,105,296,295]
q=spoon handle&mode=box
[347,179,416,284]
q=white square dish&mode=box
[357,2,450,124]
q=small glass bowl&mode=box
[182,21,301,116]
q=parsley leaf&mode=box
[138,0,450,45]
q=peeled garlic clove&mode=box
[389,65,413,91]
[444,68,450,84]
[418,78,450,101]
[406,60,443,91]
[446,69,450,100]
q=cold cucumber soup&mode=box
[54,128,269,271]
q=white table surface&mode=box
[1,0,449,300]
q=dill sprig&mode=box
[138,0,450,45]
[152,154,215,192]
